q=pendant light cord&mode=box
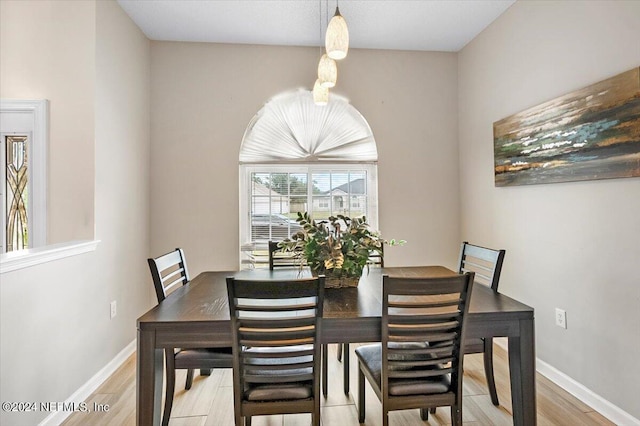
[319,0,322,51]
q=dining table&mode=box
[137,266,536,425]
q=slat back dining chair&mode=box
[268,240,300,269]
[458,241,505,291]
[367,244,384,268]
[355,272,475,426]
[325,243,385,397]
[226,275,325,426]
[367,243,384,267]
[148,248,233,426]
[458,241,505,406]
[148,247,191,303]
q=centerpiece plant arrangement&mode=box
[278,212,405,288]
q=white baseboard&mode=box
[493,338,639,426]
[38,339,136,426]
[536,358,640,426]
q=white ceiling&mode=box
[117,0,515,53]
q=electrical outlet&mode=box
[555,308,566,329]
[110,300,117,319]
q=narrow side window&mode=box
[0,99,48,253]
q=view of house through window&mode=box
[249,168,373,241]
[239,90,378,268]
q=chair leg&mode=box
[314,376,321,426]
[358,365,365,423]
[343,343,350,395]
[337,343,343,362]
[185,368,195,390]
[163,350,176,426]
[245,416,252,426]
[200,368,212,376]
[382,409,389,426]
[483,338,499,406]
[313,404,320,426]
[451,405,462,426]
[322,344,328,397]
[430,407,436,414]
[420,408,429,420]
[233,406,242,426]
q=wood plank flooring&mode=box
[62,342,613,425]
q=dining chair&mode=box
[458,241,505,406]
[268,240,300,269]
[148,248,233,426]
[226,275,325,426]
[429,241,506,413]
[326,244,385,397]
[355,272,475,426]
[367,243,385,267]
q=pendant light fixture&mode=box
[318,53,337,88]
[325,3,349,60]
[313,0,330,105]
[313,79,329,105]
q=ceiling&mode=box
[117,0,516,53]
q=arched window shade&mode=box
[239,90,377,163]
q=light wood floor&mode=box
[62,342,613,426]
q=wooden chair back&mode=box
[148,248,190,303]
[268,240,300,269]
[381,272,474,421]
[457,241,505,291]
[226,276,325,426]
[367,244,384,267]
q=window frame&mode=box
[240,163,378,249]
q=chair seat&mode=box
[174,347,233,368]
[245,382,313,401]
[355,343,451,396]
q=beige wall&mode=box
[150,43,460,274]
[0,1,152,425]
[459,0,640,419]
[0,0,95,244]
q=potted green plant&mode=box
[278,212,404,288]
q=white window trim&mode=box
[0,99,48,250]
[239,163,379,248]
[0,239,100,274]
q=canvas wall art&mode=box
[493,67,640,186]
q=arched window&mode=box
[239,90,378,267]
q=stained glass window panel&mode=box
[5,135,29,252]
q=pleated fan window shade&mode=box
[239,90,377,163]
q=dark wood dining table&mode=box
[137,266,536,425]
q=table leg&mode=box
[137,328,163,426]
[343,343,350,395]
[322,344,328,398]
[508,318,537,426]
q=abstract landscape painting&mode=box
[494,67,640,186]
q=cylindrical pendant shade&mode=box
[313,79,329,105]
[325,6,349,60]
[318,54,337,88]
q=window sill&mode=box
[0,240,100,274]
